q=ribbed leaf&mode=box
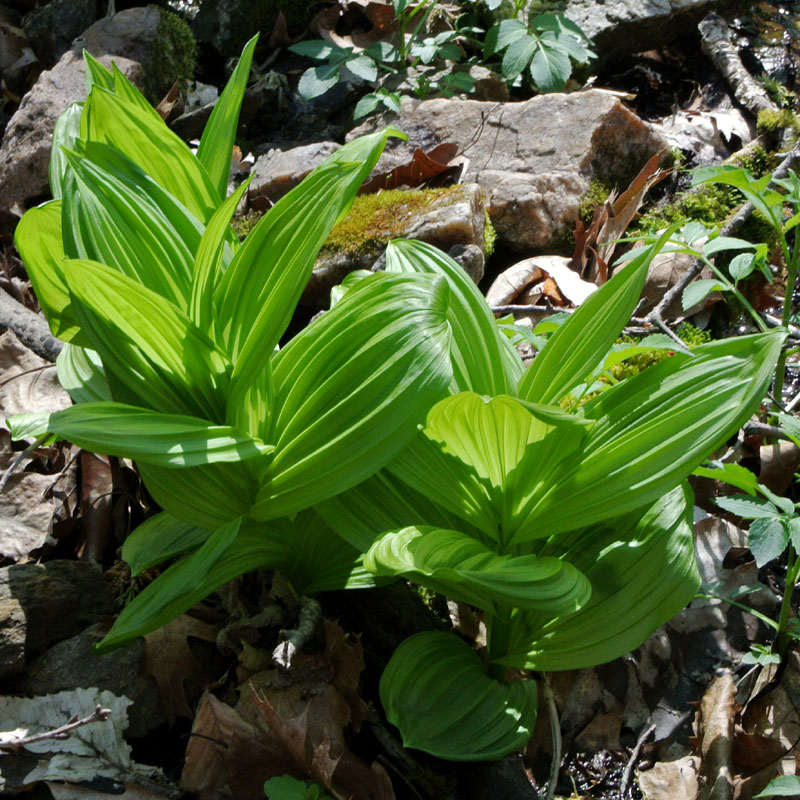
[315,469,483,553]
[502,485,699,670]
[44,401,272,467]
[250,272,452,520]
[519,330,784,539]
[197,35,258,199]
[14,202,86,344]
[61,142,201,307]
[139,461,261,530]
[365,526,589,615]
[518,226,678,405]
[111,62,161,118]
[97,517,246,651]
[388,393,588,545]
[216,128,405,395]
[190,177,250,334]
[82,50,115,93]
[81,87,220,221]
[123,512,210,575]
[56,344,111,403]
[385,239,521,394]
[49,102,82,199]
[62,259,231,420]
[380,630,538,760]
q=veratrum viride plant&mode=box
[6,34,787,765]
[9,37,454,648]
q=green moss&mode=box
[146,7,197,102]
[757,107,800,138]
[231,209,263,240]
[579,179,612,224]
[322,186,476,257]
[483,209,496,257]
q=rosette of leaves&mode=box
[9,37,454,651]
[315,236,784,761]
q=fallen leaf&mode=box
[637,756,700,800]
[696,672,736,800]
[0,688,161,791]
[142,615,222,723]
[360,144,465,193]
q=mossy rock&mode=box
[146,7,197,101]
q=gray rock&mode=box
[0,560,113,679]
[349,92,668,252]
[248,141,341,208]
[305,184,487,308]
[23,0,97,66]
[554,0,718,63]
[13,623,165,739]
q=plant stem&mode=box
[701,256,768,333]
[775,546,800,657]
[773,236,800,410]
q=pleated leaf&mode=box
[123,512,210,575]
[197,35,258,199]
[518,226,678,405]
[250,272,452,520]
[62,259,231,420]
[97,516,247,651]
[388,393,588,545]
[14,201,87,345]
[365,526,589,615]
[216,128,405,396]
[49,102,82,199]
[44,402,272,467]
[61,143,201,308]
[518,329,784,539]
[56,344,111,404]
[502,485,699,670]
[81,87,220,221]
[385,239,521,394]
[380,630,538,761]
[139,461,262,530]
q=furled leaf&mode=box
[197,35,258,199]
[502,485,699,670]
[56,343,111,403]
[380,630,538,760]
[250,272,452,519]
[49,102,82,199]
[365,526,589,615]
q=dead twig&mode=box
[620,722,656,799]
[0,286,62,362]
[0,705,111,752]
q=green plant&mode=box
[354,87,401,120]
[482,12,594,92]
[755,775,800,798]
[264,775,333,800]
[9,37,454,651]
[690,164,800,406]
[315,236,783,760]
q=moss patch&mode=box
[146,7,197,101]
[321,186,473,258]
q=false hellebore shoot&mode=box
[8,36,785,764]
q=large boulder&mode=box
[23,0,98,66]
[0,6,195,227]
[349,92,668,252]
[552,0,719,63]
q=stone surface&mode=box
[305,183,486,307]
[23,0,97,66]
[248,141,341,207]
[13,623,166,739]
[557,0,719,63]
[349,92,668,252]
[0,8,163,225]
[0,560,113,678]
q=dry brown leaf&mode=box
[142,615,221,722]
[637,756,700,800]
[155,82,181,121]
[360,144,464,193]
[180,692,282,800]
[758,440,800,496]
[77,451,114,564]
[696,672,736,800]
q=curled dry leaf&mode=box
[360,143,466,193]
[311,1,397,51]
[696,672,736,800]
